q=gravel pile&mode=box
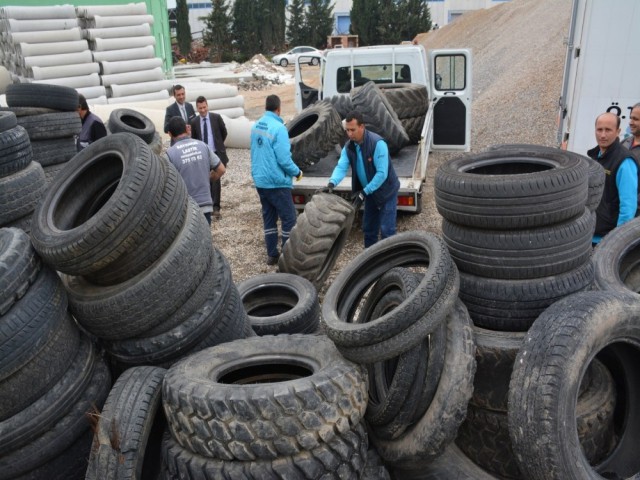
[215,0,573,291]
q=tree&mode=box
[287,0,306,46]
[259,0,286,54]
[397,0,432,41]
[202,0,232,62]
[305,0,334,49]
[349,0,382,46]
[176,0,192,57]
[232,0,260,60]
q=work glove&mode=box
[316,182,335,195]
[352,190,365,208]
[295,171,303,182]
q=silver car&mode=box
[272,46,322,67]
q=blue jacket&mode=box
[250,111,301,189]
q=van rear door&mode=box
[429,49,472,151]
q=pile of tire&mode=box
[433,145,617,478]
[321,231,477,473]
[0,110,45,234]
[0,227,111,478]
[29,132,251,372]
[107,107,163,155]
[4,83,82,188]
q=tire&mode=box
[0,160,46,225]
[592,217,640,294]
[42,162,69,186]
[279,58,288,67]
[460,260,594,331]
[6,83,79,111]
[322,231,458,348]
[0,110,17,132]
[64,200,213,340]
[369,299,476,469]
[378,83,429,119]
[108,108,156,143]
[278,193,356,289]
[16,111,82,140]
[161,422,368,480]
[287,100,344,168]
[0,227,41,316]
[0,125,32,178]
[30,133,165,276]
[311,57,319,66]
[238,273,320,335]
[401,115,425,144]
[86,366,167,480]
[435,148,589,229]
[30,137,78,167]
[0,106,59,117]
[149,130,163,153]
[351,81,410,153]
[162,334,368,461]
[508,290,640,480]
[327,93,353,119]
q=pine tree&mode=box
[287,0,306,46]
[350,0,382,46]
[305,0,334,49]
[397,0,432,41]
[232,0,260,60]
[202,0,232,62]
[259,0,286,54]
[176,0,192,57]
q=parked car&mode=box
[272,46,322,67]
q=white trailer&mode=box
[558,0,640,155]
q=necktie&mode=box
[202,117,208,146]
[180,104,187,122]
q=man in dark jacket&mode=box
[324,110,400,248]
[622,102,640,160]
[164,84,195,134]
[190,96,229,219]
[588,111,638,244]
[76,94,107,151]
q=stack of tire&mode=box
[28,132,251,373]
[320,231,477,473]
[433,145,611,478]
[106,107,163,155]
[0,227,111,478]
[0,109,45,233]
[4,83,81,188]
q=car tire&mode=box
[592,217,640,294]
[0,227,41,316]
[0,160,46,226]
[280,58,288,67]
[107,108,156,144]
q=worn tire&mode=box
[351,81,409,153]
[0,227,41,315]
[327,93,353,119]
[238,272,320,335]
[0,111,17,133]
[6,83,79,111]
[30,133,165,276]
[508,291,640,480]
[0,160,46,225]
[378,83,428,120]
[435,148,589,229]
[279,193,355,289]
[162,334,368,461]
[86,366,167,480]
[108,108,156,144]
[0,125,32,178]
[287,100,345,168]
[592,216,640,294]
[30,137,78,167]
[401,115,426,144]
[16,111,82,140]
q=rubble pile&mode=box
[234,54,293,91]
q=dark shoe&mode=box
[266,255,279,266]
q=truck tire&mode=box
[0,160,46,225]
[592,217,640,294]
[278,192,355,289]
[322,231,458,348]
[327,93,353,119]
[162,334,368,461]
[86,366,167,480]
[508,291,640,480]
[0,227,41,316]
[16,111,82,140]
[238,273,320,335]
[6,83,79,111]
[108,108,156,144]
[161,422,368,480]
[65,200,213,340]
[351,81,409,153]
[287,100,344,168]
[460,261,594,332]
[369,300,476,469]
[30,133,165,276]
[401,115,426,144]
[435,148,589,229]
[0,125,32,178]
[378,83,429,119]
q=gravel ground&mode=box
[215,0,573,297]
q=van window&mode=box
[335,64,411,93]
[434,54,466,90]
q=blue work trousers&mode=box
[257,187,297,257]
[363,194,397,248]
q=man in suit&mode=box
[190,96,229,219]
[164,84,195,136]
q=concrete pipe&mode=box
[0,5,76,20]
[107,90,169,104]
[77,85,107,99]
[0,66,11,95]
[6,18,78,32]
[9,28,82,44]
[17,40,89,57]
[87,14,154,29]
[100,68,164,87]
[108,79,173,98]
[89,95,108,105]
[77,3,147,19]
[85,24,150,41]
[212,107,245,119]
[91,46,155,63]
[100,57,162,75]
[91,36,155,52]
[24,51,93,69]
[181,83,239,102]
[205,95,245,111]
[29,63,100,81]
[33,73,100,89]
[220,115,253,149]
